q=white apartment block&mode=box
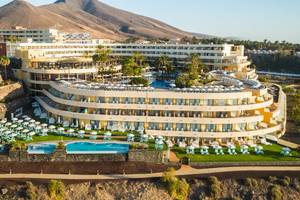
[13,41,251,73]
[0,26,63,43]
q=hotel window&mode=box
[218,99,226,106]
[176,123,185,131]
[124,97,131,104]
[137,97,145,104]
[176,99,185,105]
[164,123,172,130]
[191,124,200,131]
[207,124,216,132]
[164,98,172,105]
[222,124,232,132]
[207,99,213,106]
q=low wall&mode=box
[7,149,162,163]
[0,154,9,162]
[66,154,126,162]
[191,161,300,168]
[128,149,163,163]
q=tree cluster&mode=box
[162,168,189,200]
[92,45,112,69]
[175,53,204,88]
[179,37,300,52]
[156,55,174,78]
[129,77,149,86]
[250,54,300,74]
[122,52,146,76]
[291,90,300,127]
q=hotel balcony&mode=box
[42,89,274,113]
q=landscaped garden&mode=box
[1,113,299,162]
[0,114,169,154]
[172,143,300,162]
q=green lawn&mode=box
[172,144,300,162]
[24,134,83,143]
[21,129,139,144]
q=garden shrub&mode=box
[283,176,291,185]
[244,178,258,188]
[269,185,283,200]
[278,176,291,186]
[207,176,221,198]
[25,181,37,200]
[162,168,190,200]
[268,176,278,183]
[10,141,27,151]
[129,77,149,86]
[56,142,65,150]
[210,183,221,198]
[208,176,219,185]
[176,179,189,200]
[48,180,65,200]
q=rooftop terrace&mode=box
[54,79,251,94]
[53,69,264,94]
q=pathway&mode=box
[168,151,180,162]
[277,139,300,149]
[0,166,299,180]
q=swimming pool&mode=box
[150,80,170,89]
[66,142,129,154]
[27,143,56,154]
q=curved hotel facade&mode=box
[35,74,285,143]
[12,41,286,143]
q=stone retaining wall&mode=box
[6,149,162,163]
[128,149,163,163]
[0,154,8,162]
[66,154,126,162]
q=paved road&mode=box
[0,166,299,180]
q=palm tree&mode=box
[92,45,112,69]
[157,55,171,72]
[189,53,204,70]
[0,56,10,80]
[165,64,174,77]
[187,53,204,80]
[132,52,145,67]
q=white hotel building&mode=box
[0,27,63,43]
[11,41,285,144]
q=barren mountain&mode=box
[0,0,197,40]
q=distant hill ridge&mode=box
[0,0,211,40]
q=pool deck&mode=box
[27,141,130,154]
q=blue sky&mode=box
[1,0,300,43]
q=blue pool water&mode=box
[66,142,129,154]
[27,144,56,154]
[150,80,170,89]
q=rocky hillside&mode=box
[0,82,30,119]
[0,0,199,40]
[0,176,299,200]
